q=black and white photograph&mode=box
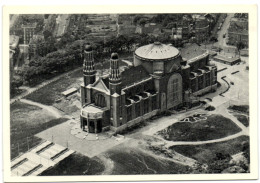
[2,4,258,182]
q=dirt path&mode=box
[123,138,197,167]
[20,99,63,118]
[164,131,245,148]
[98,154,115,175]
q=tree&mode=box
[11,78,23,90]
[139,18,147,26]
[133,16,142,25]
[207,153,232,173]
[236,41,245,57]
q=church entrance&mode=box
[88,119,102,133]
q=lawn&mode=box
[107,147,191,174]
[25,60,128,106]
[10,101,69,159]
[157,114,241,141]
[171,136,249,164]
[228,105,249,115]
[40,153,105,175]
[234,114,249,127]
[25,71,82,105]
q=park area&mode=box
[170,135,249,164]
[157,114,241,142]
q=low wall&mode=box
[110,109,159,134]
[193,83,218,96]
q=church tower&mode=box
[81,44,96,106]
[109,53,122,127]
[83,44,96,86]
[109,53,121,95]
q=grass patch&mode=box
[171,136,249,164]
[157,114,241,141]
[25,72,81,105]
[107,148,191,174]
[228,105,249,115]
[41,153,105,175]
[234,114,249,127]
[10,101,69,159]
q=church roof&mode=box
[121,65,150,88]
[101,65,151,90]
[102,77,110,89]
[135,42,180,60]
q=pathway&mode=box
[164,131,245,148]
[99,154,115,175]
[216,13,235,49]
[20,99,63,118]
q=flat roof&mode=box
[81,105,105,119]
[62,88,77,96]
[213,55,240,63]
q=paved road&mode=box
[217,13,235,49]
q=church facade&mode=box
[80,42,217,133]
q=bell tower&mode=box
[109,53,122,127]
[109,53,121,95]
[81,44,96,106]
[83,44,96,86]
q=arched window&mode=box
[94,93,106,108]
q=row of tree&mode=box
[23,40,85,86]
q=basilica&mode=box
[80,42,217,133]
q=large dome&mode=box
[135,42,180,61]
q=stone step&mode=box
[23,164,43,176]
[51,148,69,161]
[11,158,28,170]
[31,141,53,154]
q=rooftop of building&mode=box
[228,19,248,34]
[21,22,37,28]
[121,65,150,88]
[213,55,240,63]
[135,42,180,60]
[101,64,151,90]
[180,43,207,61]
